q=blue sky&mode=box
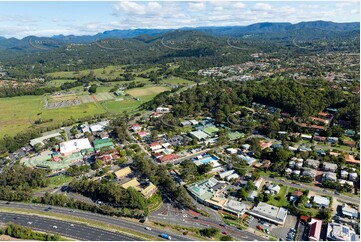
[0,1,359,38]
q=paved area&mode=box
[0,212,138,241]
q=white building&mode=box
[156,107,170,113]
[90,121,109,133]
[327,222,358,241]
[341,204,359,219]
[247,202,288,225]
[313,195,330,207]
[59,138,92,156]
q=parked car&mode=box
[257,226,262,230]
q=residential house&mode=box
[322,172,337,182]
[247,190,258,201]
[290,190,303,202]
[130,124,142,132]
[341,204,359,219]
[254,177,263,190]
[349,172,358,181]
[323,162,338,172]
[267,184,281,195]
[340,170,349,179]
[302,168,317,180]
[313,195,330,208]
[345,155,360,164]
[114,166,132,179]
[305,159,320,169]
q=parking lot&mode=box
[247,214,298,240]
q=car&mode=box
[5,201,10,204]
[222,231,227,235]
[70,224,74,227]
[335,191,340,195]
[280,238,284,241]
[52,226,57,229]
[194,216,198,219]
[48,207,52,210]
[219,223,226,227]
[145,227,152,231]
[27,222,32,225]
[257,226,262,230]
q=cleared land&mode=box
[0,95,104,137]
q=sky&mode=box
[0,1,359,38]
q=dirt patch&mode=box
[0,235,24,241]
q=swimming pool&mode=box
[199,155,219,164]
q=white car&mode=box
[145,227,152,231]
[52,226,58,229]
[70,224,74,227]
[27,222,32,225]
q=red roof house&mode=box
[308,218,322,241]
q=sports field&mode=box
[126,86,169,97]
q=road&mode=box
[0,201,192,241]
[262,176,360,204]
[0,212,137,241]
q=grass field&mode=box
[125,86,169,97]
[160,77,194,85]
[267,186,289,207]
[44,79,77,87]
[101,99,142,113]
[0,95,105,137]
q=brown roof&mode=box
[292,190,303,197]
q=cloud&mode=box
[252,3,272,11]
[233,2,246,9]
[188,2,205,12]
[114,1,146,15]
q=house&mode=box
[156,107,170,113]
[140,182,158,199]
[290,190,303,202]
[219,170,235,180]
[308,218,323,241]
[254,177,263,190]
[114,166,132,179]
[349,172,358,181]
[295,160,303,169]
[285,168,293,175]
[340,170,349,179]
[259,140,272,150]
[301,134,312,140]
[267,184,281,195]
[328,137,339,144]
[137,131,150,138]
[121,178,140,189]
[59,138,93,156]
[292,170,301,177]
[342,140,356,148]
[302,168,317,179]
[323,162,337,172]
[241,144,251,150]
[344,155,360,164]
[93,138,114,152]
[149,142,162,151]
[159,154,178,163]
[288,160,295,168]
[226,148,238,154]
[305,159,320,169]
[226,173,239,181]
[131,124,142,132]
[238,154,256,166]
[313,195,330,208]
[189,120,199,125]
[322,172,337,182]
[180,121,192,127]
[247,190,258,201]
[341,204,359,219]
[98,131,109,139]
[313,135,327,142]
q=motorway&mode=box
[0,212,137,241]
[0,201,192,241]
[262,176,360,204]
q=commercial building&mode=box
[341,204,359,219]
[59,138,92,156]
[327,222,358,241]
[308,218,322,241]
[247,202,288,225]
[189,130,209,141]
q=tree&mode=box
[220,235,233,241]
[88,84,97,93]
[199,228,219,238]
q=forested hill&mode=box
[0,20,359,52]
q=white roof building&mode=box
[226,173,240,181]
[313,195,330,207]
[341,204,359,219]
[60,138,92,156]
[327,222,358,241]
[247,202,288,225]
[90,121,109,133]
[268,184,281,194]
[219,170,235,179]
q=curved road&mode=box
[0,201,192,241]
[0,212,136,241]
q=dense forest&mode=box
[143,78,358,127]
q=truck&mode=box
[160,233,171,240]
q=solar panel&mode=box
[342,227,349,234]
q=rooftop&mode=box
[248,202,288,225]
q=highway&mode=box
[0,212,137,241]
[0,201,193,241]
[262,176,360,205]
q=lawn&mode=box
[0,95,105,138]
[101,99,142,113]
[47,175,73,188]
[125,86,170,97]
[160,76,194,85]
[267,185,289,207]
[44,79,77,87]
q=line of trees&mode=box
[0,223,62,241]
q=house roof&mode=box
[114,167,132,178]
[121,178,140,189]
[309,218,322,241]
[159,154,178,162]
[292,190,303,197]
